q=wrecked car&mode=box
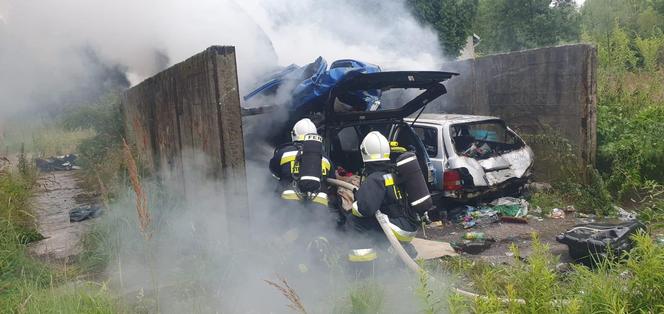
[404,114,534,204]
[243,57,383,144]
[321,72,458,201]
[244,57,382,114]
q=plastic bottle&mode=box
[463,231,485,240]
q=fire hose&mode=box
[326,178,526,304]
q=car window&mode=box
[451,121,524,159]
[413,127,438,157]
[337,127,360,152]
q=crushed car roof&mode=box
[404,113,502,126]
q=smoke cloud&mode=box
[0,0,443,118]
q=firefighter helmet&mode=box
[360,131,390,162]
[291,118,317,141]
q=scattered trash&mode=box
[430,221,444,227]
[556,220,645,266]
[69,205,103,222]
[463,231,486,240]
[462,219,476,229]
[459,205,500,229]
[451,239,495,255]
[616,206,637,221]
[525,182,552,193]
[578,218,595,224]
[564,205,576,212]
[491,197,528,218]
[505,252,514,257]
[500,216,528,224]
[656,235,664,247]
[549,208,565,219]
[531,206,542,215]
[36,154,78,172]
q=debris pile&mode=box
[69,205,103,222]
[35,154,79,172]
[450,197,530,231]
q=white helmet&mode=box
[291,118,317,141]
[360,131,390,162]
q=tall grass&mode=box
[441,232,664,313]
[0,165,118,313]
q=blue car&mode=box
[244,57,383,115]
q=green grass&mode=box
[0,167,118,313]
[438,232,664,313]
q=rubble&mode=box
[35,154,79,172]
[69,205,103,222]
[549,208,565,219]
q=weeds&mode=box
[441,232,664,313]
[265,275,308,314]
[122,138,151,239]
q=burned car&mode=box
[321,72,458,185]
[404,114,534,203]
[243,57,383,145]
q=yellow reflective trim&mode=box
[351,202,363,217]
[312,196,328,206]
[392,229,414,242]
[280,155,296,165]
[348,251,377,262]
[390,146,407,153]
[389,141,399,147]
[281,191,301,201]
[383,174,394,186]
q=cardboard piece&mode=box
[412,237,458,260]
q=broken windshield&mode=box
[451,120,524,159]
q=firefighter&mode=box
[269,118,333,208]
[346,131,422,267]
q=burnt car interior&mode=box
[323,71,457,177]
[451,120,525,160]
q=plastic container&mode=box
[556,221,644,266]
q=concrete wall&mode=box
[429,44,597,181]
[122,46,248,234]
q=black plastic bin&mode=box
[556,221,645,266]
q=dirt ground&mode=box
[424,212,604,265]
[28,170,99,263]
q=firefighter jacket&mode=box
[350,162,419,242]
[269,142,332,206]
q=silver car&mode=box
[403,113,534,204]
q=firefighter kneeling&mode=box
[269,118,332,208]
[347,131,433,273]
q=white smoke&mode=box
[0,0,443,117]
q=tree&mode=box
[407,0,479,58]
[473,0,581,54]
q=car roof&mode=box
[404,113,502,126]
